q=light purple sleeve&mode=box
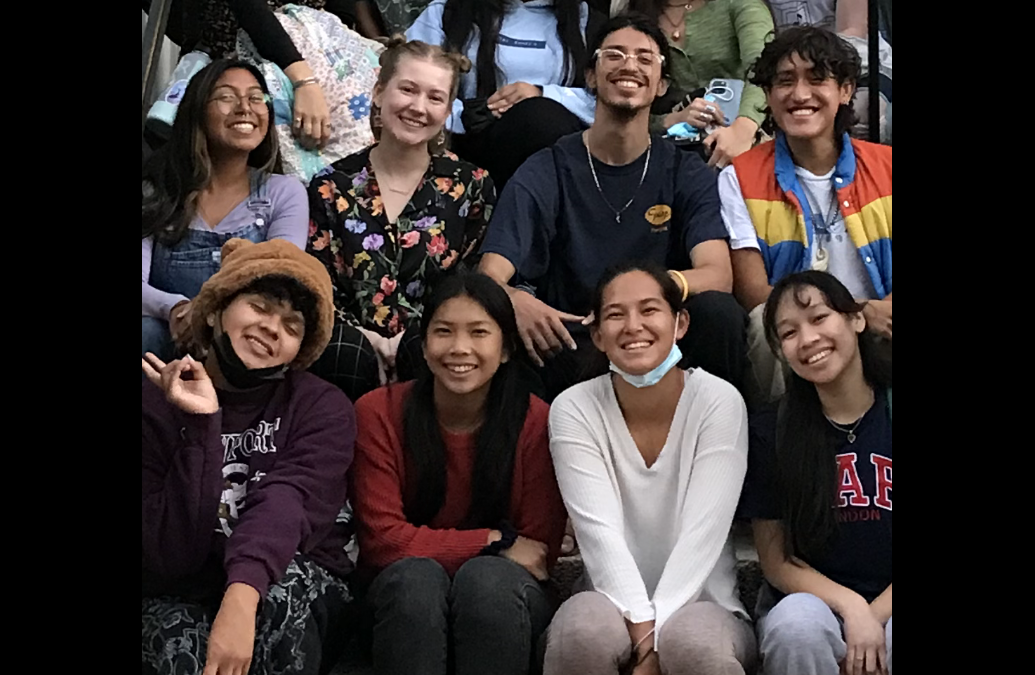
[142,236,188,320]
[265,175,309,249]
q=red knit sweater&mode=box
[352,383,567,576]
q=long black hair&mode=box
[142,59,279,246]
[762,271,891,560]
[441,0,589,98]
[401,272,532,528]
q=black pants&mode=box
[365,556,556,675]
[308,324,424,403]
[451,97,586,188]
[538,291,749,401]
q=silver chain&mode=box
[585,136,652,223]
[824,415,863,444]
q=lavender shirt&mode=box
[141,174,308,320]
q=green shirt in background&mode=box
[655,0,774,131]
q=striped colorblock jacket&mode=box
[731,133,892,298]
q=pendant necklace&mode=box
[586,135,651,224]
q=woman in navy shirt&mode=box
[740,271,892,675]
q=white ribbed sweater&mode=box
[549,369,749,636]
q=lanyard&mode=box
[800,179,841,236]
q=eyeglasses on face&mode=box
[595,48,665,68]
[209,91,271,114]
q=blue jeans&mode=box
[142,317,175,361]
[143,172,272,360]
[365,556,555,675]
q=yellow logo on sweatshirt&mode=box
[645,204,672,229]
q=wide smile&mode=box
[244,334,274,357]
[610,76,645,91]
[399,115,428,129]
[620,339,654,351]
[228,120,258,134]
[444,363,476,374]
[803,348,831,365]
[788,106,820,118]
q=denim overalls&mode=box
[141,172,273,360]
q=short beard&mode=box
[603,98,644,122]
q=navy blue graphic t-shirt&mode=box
[739,389,893,602]
[481,133,727,318]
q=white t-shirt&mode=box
[549,369,748,637]
[719,164,877,300]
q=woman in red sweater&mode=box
[351,271,567,675]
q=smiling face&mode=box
[216,292,305,369]
[767,52,854,141]
[592,271,687,376]
[373,55,454,148]
[423,294,507,397]
[204,68,270,155]
[774,285,865,386]
[587,27,668,116]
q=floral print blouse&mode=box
[307,148,495,337]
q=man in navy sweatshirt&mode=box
[142,238,356,675]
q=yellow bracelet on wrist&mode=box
[668,270,690,302]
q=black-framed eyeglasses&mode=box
[595,48,665,68]
[209,91,271,114]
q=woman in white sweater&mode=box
[543,261,756,675]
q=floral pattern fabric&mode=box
[307,148,495,337]
[237,5,384,182]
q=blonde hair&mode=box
[370,36,472,154]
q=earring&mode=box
[435,129,446,148]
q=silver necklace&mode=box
[800,180,840,272]
[824,415,863,443]
[585,135,651,224]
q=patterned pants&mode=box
[142,558,353,675]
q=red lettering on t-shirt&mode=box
[836,453,870,507]
[871,454,892,511]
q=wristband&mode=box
[668,269,690,302]
[292,76,319,89]
[481,521,518,556]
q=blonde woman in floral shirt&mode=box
[306,37,495,402]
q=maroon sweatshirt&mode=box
[142,371,356,599]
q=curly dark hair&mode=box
[749,26,861,138]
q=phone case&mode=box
[705,78,745,127]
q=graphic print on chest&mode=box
[835,452,892,522]
[216,418,281,536]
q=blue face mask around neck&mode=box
[609,339,683,388]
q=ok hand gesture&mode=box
[142,353,219,415]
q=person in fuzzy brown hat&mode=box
[141,237,357,675]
